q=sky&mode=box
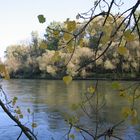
[0,0,139,61]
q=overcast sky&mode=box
[0,0,139,60]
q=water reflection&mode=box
[1,80,140,140]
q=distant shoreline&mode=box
[9,77,140,81]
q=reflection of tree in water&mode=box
[63,81,140,140]
[3,79,140,139]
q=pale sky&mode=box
[0,0,139,60]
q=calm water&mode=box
[0,80,140,140]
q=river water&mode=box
[0,79,140,140]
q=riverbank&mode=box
[8,70,140,81]
[9,74,140,81]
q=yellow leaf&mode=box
[121,107,131,118]
[19,114,23,119]
[67,45,74,53]
[106,16,113,22]
[39,42,47,49]
[12,97,18,106]
[124,30,135,42]
[63,75,72,85]
[87,86,95,94]
[68,116,78,124]
[102,25,112,35]
[69,134,75,140]
[63,33,72,41]
[52,51,61,62]
[101,35,110,45]
[15,108,21,114]
[117,46,127,55]
[119,91,126,97]
[67,21,76,32]
[53,30,60,38]
[79,39,84,47]
[111,82,120,89]
[13,97,18,101]
[32,122,37,128]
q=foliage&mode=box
[37,15,46,23]
[5,14,140,79]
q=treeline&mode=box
[5,16,140,79]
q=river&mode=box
[0,79,140,140]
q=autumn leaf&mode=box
[67,21,76,32]
[63,75,72,85]
[32,122,37,128]
[53,30,60,38]
[12,96,18,106]
[69,134,75,140]
[15,108,21,114]
[87,86,95,94]
[39,42,47,49]
[79,38,84,47]
[38,15,46,23]
[101,35,110,45]
[124,30,135,42]
[121,107,131,118]
[119,91,126,97]
[117,46,127,55]
[111,82,120,89]
[63,33,72,41]
[19,114,23,119]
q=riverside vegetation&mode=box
[4,11,140,80]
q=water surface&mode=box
[0,80,140,140]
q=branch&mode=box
[0,87,37,140]
[68,122,95,139]
[17,131,23,140]
[132,13,140,41]
[0,99,37,140]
